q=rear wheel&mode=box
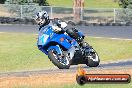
[86,48,100,67]
[48,49,70,69]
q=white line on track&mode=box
[89,36,132,41]
[0,32,6,33]
[0,32,132,41]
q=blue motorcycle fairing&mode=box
[37,25,58,46]
[37,25,78,55]
[50,34,73,49]
[38,45,48,55]
[47,45,62,55]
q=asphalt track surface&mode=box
[0,24,132,39]
[0,24,132,76]
[0,60,132,77]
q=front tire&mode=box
[48,49,70,69]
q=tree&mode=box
[4,0,49,5]
[118,0,132,8]
[0,0,6,4]
[117,0,132,23]
[39,0,49,6]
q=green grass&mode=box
[0,32,132,72]
[0,33,54,72]
[84,37,132,61]
[47,0,119,8]
[12,82,132,88]
[62,83,132,88]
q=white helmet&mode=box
[35,11,50,26]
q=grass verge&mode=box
[84,37,132,61]
[47,0,119,8]
[62,83,132,88]
[0,33,54,72]
[0,32,132,72]
[10,82,132,88]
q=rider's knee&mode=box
[66,28,78,38]
[66,28,83,42]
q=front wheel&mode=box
[86,49,100,67]
[48,49,70,69]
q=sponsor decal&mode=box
[76,66,131,85]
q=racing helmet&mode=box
[35,11,50,26]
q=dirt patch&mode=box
[0,73,76,88]
[0,69,132,88]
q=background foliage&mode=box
[117,0,132,23]
[3,0,49,5]
[119,0,132,8]
[0,0,6,4]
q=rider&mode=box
[35,11,85,46]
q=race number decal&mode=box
[38,34,49,45]
[41,34,49,44]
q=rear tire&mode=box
[48,49,70,69]
[86,49,100,67]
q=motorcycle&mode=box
[37,24,100,69]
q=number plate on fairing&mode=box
[38,34,49,45]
